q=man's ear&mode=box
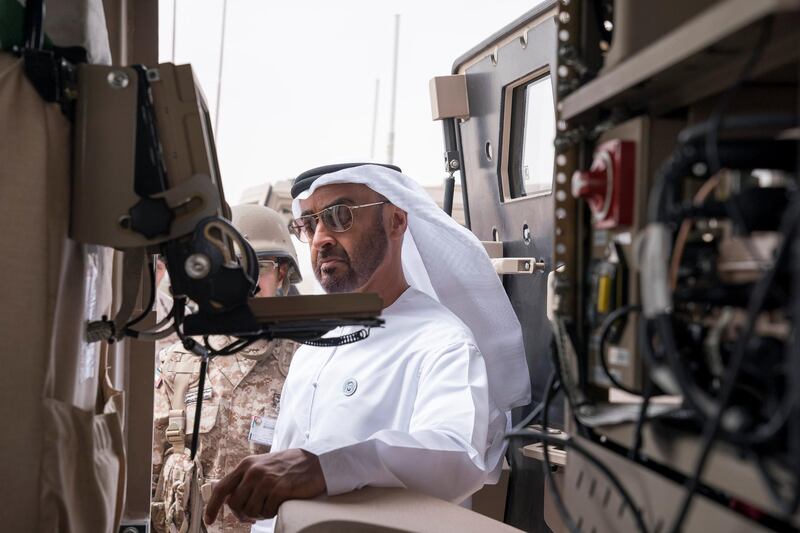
[389,206,408,237]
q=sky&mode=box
[159,0,541,203]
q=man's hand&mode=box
[204,449,327,525]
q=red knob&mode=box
[572,153,611,218]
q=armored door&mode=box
[451,3,559,530]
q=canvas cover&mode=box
[0,51,124,532]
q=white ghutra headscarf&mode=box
[292,164,531,411]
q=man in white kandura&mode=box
[204,163,531,529]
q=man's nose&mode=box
[311,218,336,249]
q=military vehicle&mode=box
[428,1,800,531]
[1,0,798,532]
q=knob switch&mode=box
[571,139,636,229]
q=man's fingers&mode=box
[225,467,269,521]
[204,468,244,525]
[242,477,274,519]
[263,478,292,519]
[227,495,256,525]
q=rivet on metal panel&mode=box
[559,29,570,42]
[146,68,161,82]
[107,70,130,89]
[490,46,499,66]
[522,224,531,244]
[558,65,569,78]
[692,162,708,176]
[558,11,571,24]
[185,253,211,280]
[485,141,494,161]
[556,154,567,167]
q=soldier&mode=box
[150,204,302,533]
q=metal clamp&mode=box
[522,442,568,467]
[492,257,547,275]
[521,426,568,467]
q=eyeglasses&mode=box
[258,259,279,274]
[289,201,386,243]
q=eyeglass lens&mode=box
[295,205,354,242]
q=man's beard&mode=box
[314,221,388,293]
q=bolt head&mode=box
[107,70,130,89]
[449,159,460,170]
[185,253,211,280]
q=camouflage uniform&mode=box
[151,336,297,533]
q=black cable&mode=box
[593,305,644,396]
[510,384,561,434]
[510,372,560,433]
[785,245,800,516]
[190,354,209,460]
[678,114,800,145]
[540,377,580,533]
[300,327,372,347]
[173,303,210,462]
[755,454,798,517]
[669,198,800,532]
[124,300,177,338]
[126,257,157,329]
[630,379,654,461]
[23,0,45,50]
[505,330,649,532]
[208,337,259,357]
[505,424,650,532]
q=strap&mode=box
[165,359,199,453]
[111,248,145,340]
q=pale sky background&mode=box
[159,0,542,203]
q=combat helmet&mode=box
[232,204,302,284]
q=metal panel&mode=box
[560,0,800,121]
[455,12,559,532]
[564,436,776,533]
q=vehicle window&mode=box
[511,74,555,198]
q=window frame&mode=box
[498,66,556,203]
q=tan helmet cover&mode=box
[232,205,302,283]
